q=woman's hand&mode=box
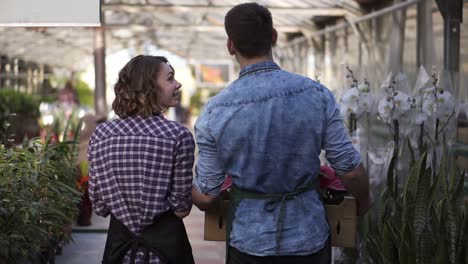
[174,210,190,219]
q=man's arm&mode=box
[321,88,370,215]
[192,186,219,211]
[338,163,370,215]
[192,107,226,211]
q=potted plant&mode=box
[0,132,82,263]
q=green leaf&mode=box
[386,153,397,196]
[407,137,416,168]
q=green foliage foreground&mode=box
[0,138,81,263]
[361,143,468,264]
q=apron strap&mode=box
[103,211,194,264]
[226,181,318,262]
[105,214,170,264]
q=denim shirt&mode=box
[193,61,361,256]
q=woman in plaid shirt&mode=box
[88,55,195,264]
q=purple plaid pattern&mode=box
[88,114,194,264]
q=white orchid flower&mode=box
[378,97,393,121]
[414,112,428,125]
[422,94,436,116]
[436,91,455,120]
[358,83,370,93]
[377,90,413,123]
[340,103,358,118]
[411,96,428,125]
[358,93,374,113]
[393,91,412,114]
[436,90,453,105]
[341,87,360,104]
[340,87,360,118]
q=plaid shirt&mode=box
[88,114,194,263]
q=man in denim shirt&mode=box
[192,3,370,263]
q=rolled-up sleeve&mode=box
[193,108,226,196]
[322,90,361,175]
[87,134,110,217]
[169,127,195,212]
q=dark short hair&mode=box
[224,2,274,58]
[112,55,174,119]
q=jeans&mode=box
[228,238,331,264]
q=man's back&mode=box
[194,61,360,256]
[205,61,326,193]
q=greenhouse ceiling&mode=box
[0,0,452,71]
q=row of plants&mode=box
[0,89,42,146]
[0,121,82,263]
[335,66,467,263]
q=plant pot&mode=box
[77,189,92,226]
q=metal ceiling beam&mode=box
[103,4,349,17]
[284,0,420,47]
[105,23,307,33]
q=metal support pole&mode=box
[435,0,463,95]
[417,0,434,70]
[389,0,406,74]
[94,26,107,116]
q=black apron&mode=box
[102,210,194,264]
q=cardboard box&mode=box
[325,196,357,248]
[204,195,357,248]
[458,126,468,144]
[203,198,229,241]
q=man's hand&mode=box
[338,163,370,216]
[192,186,219,211]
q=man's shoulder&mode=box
[202,70,331,111]
[280,70,328,91]
[201,83,236,111]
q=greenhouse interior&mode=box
[0,0,467,263]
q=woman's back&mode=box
[88,114,194,234]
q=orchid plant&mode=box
[337,66,465,264]
[340,65,374,136]
[337,66,460,195]
[376,73,414,159]
[416,69,455,175]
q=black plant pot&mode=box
[77,189,92,226]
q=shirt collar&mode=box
[239,61,280,78]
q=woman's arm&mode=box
[87,137,111,217]
[169,128,195,218]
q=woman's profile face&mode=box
[156,62,182,109]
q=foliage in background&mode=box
[0,122,82,263]
[0,89,41,144]
[39,94,57,104]
[0,88,40,117]
[189,88,221,116]
[189,89,204,116]
[75,80,94,108]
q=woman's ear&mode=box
[227,38,236,55]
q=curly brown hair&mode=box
[112,55,174,119]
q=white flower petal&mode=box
[378,98,393,121]
[341,87,360,104]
